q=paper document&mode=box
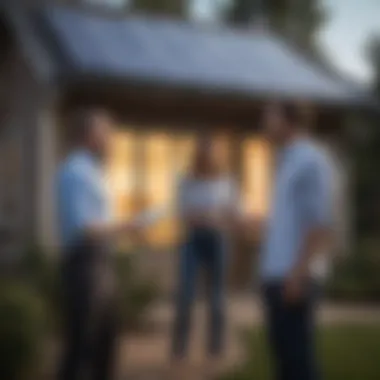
[132,207,169,228]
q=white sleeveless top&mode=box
[177,176,239,218]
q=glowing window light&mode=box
[173,134,196,177]
[144,133,175,246]
[242,138,272,217]
[106,130,136,221]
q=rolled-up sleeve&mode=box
[304,159,333,228]
[58,170,96,243]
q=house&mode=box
[0,0,372,287]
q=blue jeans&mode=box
[262,281,320,380]
[172,228,226,359]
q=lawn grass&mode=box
[221,324,380,380]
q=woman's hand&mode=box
[185,212,211,227]
[185,211,223,229]
[283,266,309,305]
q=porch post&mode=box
[228,130,248,291]
[35,96,60,251]
[6,54,43,250]
[10,53,60,251]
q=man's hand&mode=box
[283,226,328,304]
[120,221,144,240]
[283,266,308,305]
[84,219,144,242]
[123,221,140,233]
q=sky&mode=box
[191,0,380,83]
[320,0,380,82]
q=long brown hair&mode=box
[189,136,222,179]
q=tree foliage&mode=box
[226,0,257,25]
[225,0,326,52]
[130,0,189,18]
[354,34,380,238]
[129,0,326,53]
[367,34,380,98]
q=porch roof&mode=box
[6,3,375,108]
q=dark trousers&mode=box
[172,228,226,359]
[58,241,119,380]
[262,281,320,380]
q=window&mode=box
[242,137,272,216]
[144,133,175,246]
[106,130,136,222]
[106,129,272,250]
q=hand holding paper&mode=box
[131,207,169,228]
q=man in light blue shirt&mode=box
[57,113,138,250]
[57,108,139,380]
[259,103,333,380]
[58,149,111,247]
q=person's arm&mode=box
[284,159,333,303]
[66,172,139,242]
[289,227,331,280]
[81,220,138,241]
[223,178,246,231]
[220,178,265,236]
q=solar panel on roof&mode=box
[34,5,367,104]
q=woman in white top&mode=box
[171,136,239,372]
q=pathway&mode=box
[118,297,380,379]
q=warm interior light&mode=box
[144,133,175,246]
[106,130,136,222]
[242,138,272,217]
[105,130,272,249]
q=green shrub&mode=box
[326,239,380,303]
[17,246,158,333]
[115,252,159,332]
[19,245,61,330]
[0,246,157,380]
[0,283,47,380]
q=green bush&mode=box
[17,246,158,333]
[19,245,61,330]
[326,239,380,303]
[0,247,158,380]
[115,252,159,332]
[0,283,47,380]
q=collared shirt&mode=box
[260,138,333,281]
[57,150,111,248]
